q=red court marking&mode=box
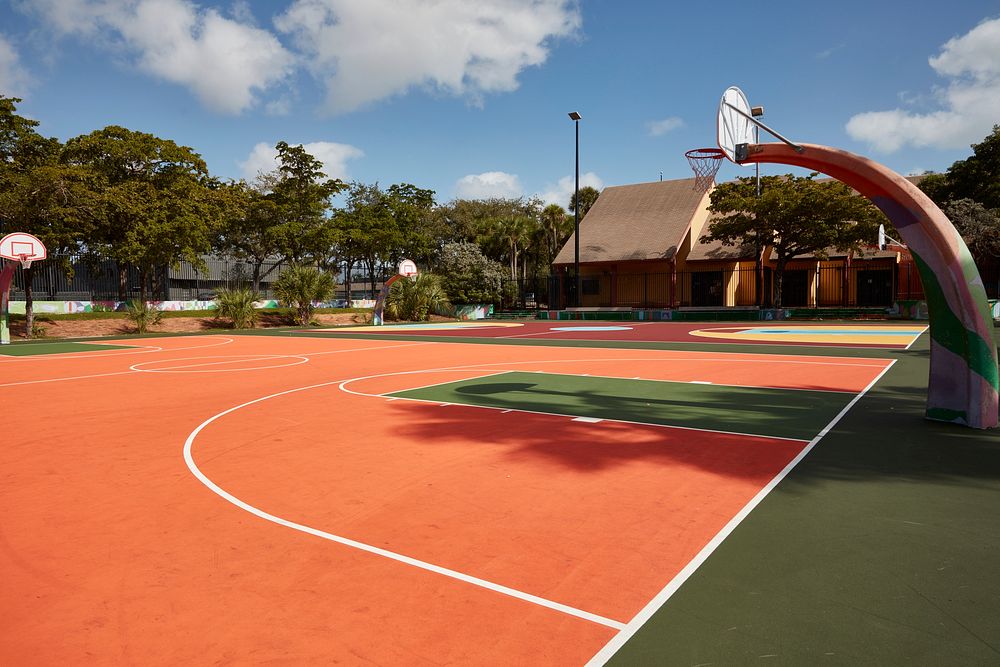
[1,335,892,664]
[319,320,919,348]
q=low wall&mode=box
[453,304,493,320]
[8,298,374,314]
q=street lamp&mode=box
[568,111,582,307]
[751,105,764,307]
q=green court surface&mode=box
[0,341,134,356]
[389,371,853,441]
[602,332,1000,665]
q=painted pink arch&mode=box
[736,142,998,429]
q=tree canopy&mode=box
[920,125,1000,211]
[704,174,885,307]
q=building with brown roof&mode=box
[551,176,921,310]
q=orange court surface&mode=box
[2,333,894,664]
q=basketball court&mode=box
[306,319,927,349]
[0,330,904,663]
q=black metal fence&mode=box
[504,263,949,311]
[7,255,291,302]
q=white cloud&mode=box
[0,34,30,95]
[239,141,364,181]
[23,0,294,114]
[275,0,581,114]
[846,17,1000,152]
[646,117,683,137]
[454,171,523,199]
[538,171,604,208]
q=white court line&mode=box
[505,368,862,395]
[0,341,426,388]
[0,369,139,388]
[182,377,626,631]
[0,335,236,362]
[497,321,660,340]
[903,325,930,351]
[338,369,812,444]
[130,355,310,373]
[372,369,514,398]
[584,359,899,666]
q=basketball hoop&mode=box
[1,232,46,269]
[397,259,418,278]
[685,148,726,192]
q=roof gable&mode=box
[553,178,708,265]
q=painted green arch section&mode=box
[738,142,998,429]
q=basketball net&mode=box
[18,254,33,270]
[685,148,726,193]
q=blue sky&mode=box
[1,1,998,209]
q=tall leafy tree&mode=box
[920,125,1000,211]
[384,183,440,265]
[217,176,285,292]
[63,126,220,300]
[703,174,884,308]
[943,199,1000,264]
[333,182,396,295]
[0,97,97,336]
[270,141,346,263]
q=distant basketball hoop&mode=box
[685,148,726,193]
[398,259,418,278]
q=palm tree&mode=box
[385,273,451,321]
[541,203,571,261]
[273,264,335,325]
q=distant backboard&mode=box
[398,259,418,277]
[717,86,754,164]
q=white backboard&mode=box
[717,86,754,164]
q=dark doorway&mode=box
[857,269,893,306]
[691,271,724,307]
[781,270,809,306]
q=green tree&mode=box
[334,182,397,296]
[704,174,884,308]
[384,183,441,266]
[0,97,97,337]
[568,185,601,219]
[217,176,285,292]
[920,126,1000,210]
[63,126,221,301]
[435,241,507,304]
[943,199,1000,263]
[273,264,335,325]
[270,141,346,263]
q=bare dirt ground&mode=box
[11,312,368,340]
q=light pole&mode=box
[751,105,764,307]
[568,111,582,307]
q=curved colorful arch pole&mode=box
[739,142,998,429]
[372,274,404,326]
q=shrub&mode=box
[273,264,335,325]
[216,287,261,330]
[435,241,506,304]
[124,300,163,334]
[385,273,451,322]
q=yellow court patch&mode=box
[691,324,927,347]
